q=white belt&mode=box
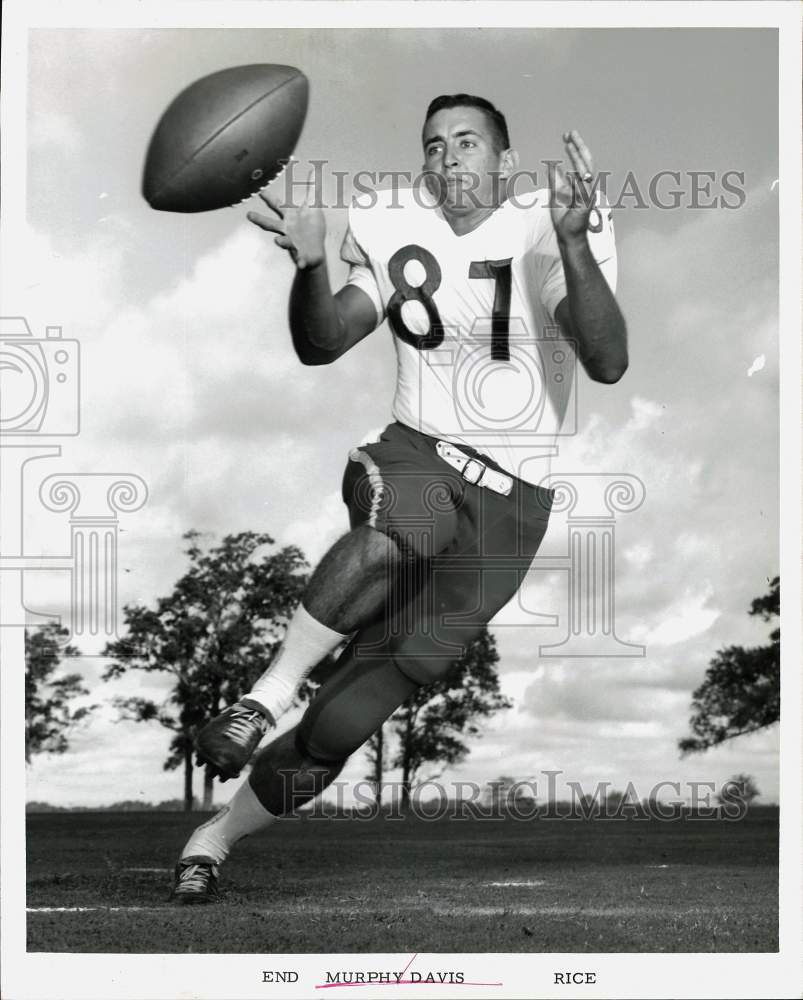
[435,441,513,496]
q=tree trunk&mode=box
[203,765,214,810]
[400,764,411,808]
[373,725,384,805]
[200,686,220,811]
[183,742,194,812]
[400,707,414,809]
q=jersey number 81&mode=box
[387,244,513,362]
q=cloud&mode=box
[0,223,124,330]
[28,111,83,155]
[280,490,347,565]
[521,661,688,724]
[630,585,720,647]
[83,226,295,442]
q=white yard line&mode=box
[430,905,738,917]
[27,906,162,913]
[27,902,739,917]
[485,880,546,887]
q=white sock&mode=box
[180,779,276,864]
[245,603,347,722]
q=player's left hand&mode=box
[548,130,597,244]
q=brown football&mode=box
[142,64,308,213]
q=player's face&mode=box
[422,107,512,222]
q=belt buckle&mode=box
[462,458,485,485]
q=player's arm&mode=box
[247,177,378,365]
[549,131,628,385]
[288,264,378,365]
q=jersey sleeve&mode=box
[339,210,385,323]
[538,193,618,322]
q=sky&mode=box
[6,25,782,807]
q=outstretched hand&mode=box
[548,130,598,244]
[247,165,326,270]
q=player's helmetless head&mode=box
[421,95,518,222]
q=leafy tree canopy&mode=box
[25,623,91,763]
[679,577,779,755]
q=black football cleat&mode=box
[170,855,221,905]
[194,699,272,780]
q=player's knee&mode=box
[389,652,450,686]
[249,727,346,815]
[294,725,349,769]
[388,619,486,685]
[389,642,467,686]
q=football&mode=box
[142,64,309,213]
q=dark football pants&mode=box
[297,422,553,763]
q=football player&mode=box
[171,95,626,902]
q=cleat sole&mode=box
[194,753,239,781]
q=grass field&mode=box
[26,810,778,953]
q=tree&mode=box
[25,623,92,763]
[484,774,535,811]
[103,531,307,810]
[716,773,760,810]
[390,628,512,807]
[364,729,385,805]
[679,577,779,755]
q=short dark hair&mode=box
[423,94,511,153]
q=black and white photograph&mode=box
[1,2,800,998]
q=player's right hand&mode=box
[548,130,598,245]
[247,166,326,270]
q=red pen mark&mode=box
[401,953,418,977]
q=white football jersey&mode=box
[340,185,617,484]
